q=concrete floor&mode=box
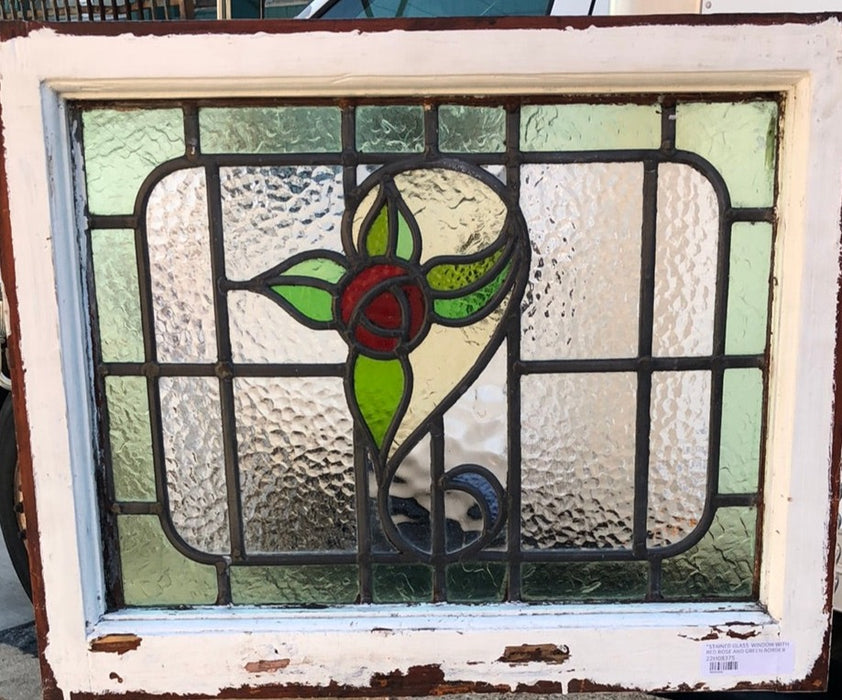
[0,541,39,700]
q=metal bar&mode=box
[632,159,659,560]
[517,354,764,375]
[504,104,523,601]
[206,162,247,566]
[429,414,447,602]
[101,362,347,377]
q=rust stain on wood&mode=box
[90,634,142,655]
[498,643,570,665]
[244,659,291,673]
[109,673,124,684]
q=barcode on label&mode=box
[709,661,739,673]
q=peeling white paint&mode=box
[1,16,841,696]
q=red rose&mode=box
[340,264,427,353]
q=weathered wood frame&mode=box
[1,14,841,698]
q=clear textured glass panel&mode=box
[521,373,636,549]
[230,565,358,605]
[147,168,216,363]
[676,101,778,208]
[648,371,711,547]
[106,376,155,502]
[220,166,344,282]
[372,564,432,603]
[160,377,229,555]
[446,563,507,603]
[521,103,661,151]
[91,229,144,363]
[726,222,773,355]
[356,105,424,152]
[522,562,648,602]
[82,108,184,215]
[653,163,719,357]
[199,107,341,153]
[661,507,757,599]
[228,290,347,364]
[520,163,642,360]
[720,369,763,494]
[119,515,217,606]
[439,105,505,152]
[235,377,355,553]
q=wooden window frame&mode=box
[1,14,841,697]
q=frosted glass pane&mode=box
[520,163,642,360]
[82,108,184,215]
[521,103,660,151]
[446,563,507,603]
[147,168,216,363]
[235,377,355,553]
[106,376,155,502]
[676,101,777,208]
[661,507,757,599]
[522,562,648,602]
[91,229,144,363]
[439,105,505,152]
[230,565,358,605]
[372,564,432,603]
[119,515,217,606]
[726,222,773,354]
[199,107,341,153]
[220,166,344,282]
[228,290,346,364]
[648,371,711,547]
[653,163,719,357]
[160,377,229,555]
[357,105,424,152]
[521,373,636,549]
[720,369,763,494]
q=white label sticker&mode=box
[701,640,794,677]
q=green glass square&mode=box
[106,376,155,502]
[719,369,763,494]
[446,563,507,603]
[372,564,432,603]
[439,105,505,153]
[230,565,358,605]
[725,222,773,355]
[356,106,424,153]
[522,561,647,602]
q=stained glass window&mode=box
[77,96,777,608]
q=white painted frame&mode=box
[1,16,840,697]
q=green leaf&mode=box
[352,355,406,452]
[433,264,510,321]
[270,285,334,324]
[365,205,389,257]
[396,210,414,260]
[426,249,504,292]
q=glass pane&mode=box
[521,103,661,151]
[147,168,217,363]
[520,163,642,360]
[119,514,217,606]
[356,105,424,152]
[372,564,432,603]
[522,562,648,602]
[220,166,344,282]
[106,376,155,502]
[199,107,341,153]
[676,100,778,208]
[82,108,184,216]
[91,229,144,363]
[160,377,229,555]
[446,563,507,603]
[653,163,719,358]
[521,373,636,549]
[321,0,550,18]
[726,222,773,354]
[235,377,356,553]
[648,371,711,548]
[720,369,763,494]
[661,507,757,599]
[230,565,358,605]
[439,105,505,152]
[228,290,347,364]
